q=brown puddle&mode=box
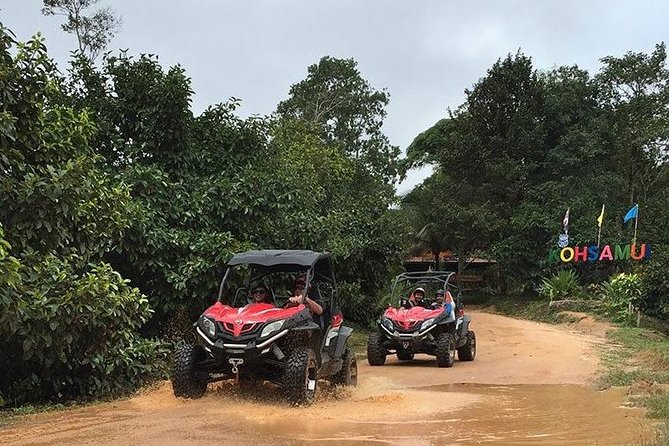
[2,311,654,445]
[243,383,655,445]
[0,381,656,446]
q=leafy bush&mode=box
[640,245,669,319]
[539,269,581,301]
[598,273,643,323]
[0,250,168,406]
[0,26,167,406]
[338,281,382,326]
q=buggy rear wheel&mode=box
[171,344,208,398]
[457,330,476,361]
[435,333,456,368]
[366,332,387,366]
[283,347,318,406]
[330,347,358,387]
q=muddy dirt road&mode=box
[0,311,655,445]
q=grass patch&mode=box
[647,392,669,420]
[0,401,72,427]
[597,326,669,389]
[345,323,373,357]
[484,296,562,324]
[595,323,669,443]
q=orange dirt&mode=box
[0,311,656,445]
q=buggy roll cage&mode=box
[391,271,462,307]
[216,250,337,309]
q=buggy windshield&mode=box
[390,271,460,307]
[217,250,336,308]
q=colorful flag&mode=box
[562,208,570,233]
[623,204,639,223]
[597,204,605,228]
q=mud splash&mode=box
[0,312,656,445]
[0,381,654,446]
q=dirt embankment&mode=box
[0,311,654,445]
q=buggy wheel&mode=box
[435,333,456,368]
[330,348,358,387]
[397,349,414,361]
[366,332,387,366]
[457,330,476,361]
[283,347,318,406]
[171,344,208,398]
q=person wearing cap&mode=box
[288,273,324,318]
[433,289,456,318]
[431,289,445,309]
[250,284,272,305]
[402,287,427,309]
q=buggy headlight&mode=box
[420,318,435,331]
[381,317,394,331]
[201,317,216,338]
[261,320,284,338]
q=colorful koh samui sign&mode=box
[548,243,651,264]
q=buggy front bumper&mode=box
[195,326,289,363]
[380,324,437,349]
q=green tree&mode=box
[277,56,400,181]
[403,52,550,284]
[275,57,405,318]
[595,43,669,246]
[0,24,165,406]
[41,0,121,61]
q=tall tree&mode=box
[276,56,400,182]
[0,24,164,406]
[41,0,121,61]
[596,43,669,204]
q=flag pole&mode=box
[597,222,602,247]
[633,206,639,245]
[597,204,604,247]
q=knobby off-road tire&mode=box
[435,332,456,368]
[457,330,476,361]
[172,343,208,398]
[397,349,414,361]
[330,347,358,387]
[366,332,387,366]
[283,347,318,406]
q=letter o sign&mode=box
[560,247,575,262]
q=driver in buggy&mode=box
[249,284,273,305]
[401,287,428,309]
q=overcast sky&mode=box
[2,1,668,193]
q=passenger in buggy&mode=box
[288,273,324,325]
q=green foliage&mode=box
[402,44,669,306]
[276,56,400,182]
[641,246,669,318]
[598,273,643,323]
[337,281,381,326]
[539,270,581,301]
[0,252,168,405]
[61,51,405,326]
[0,24,165,406]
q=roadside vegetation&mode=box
[2,3,669,439]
